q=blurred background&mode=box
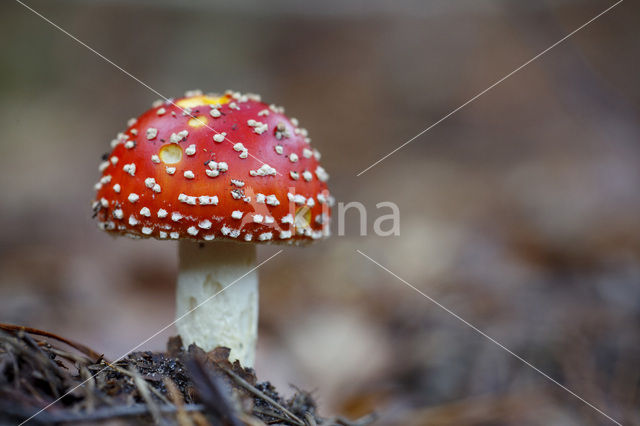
[1,0,639,424]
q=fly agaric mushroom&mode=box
[93,90,331,366]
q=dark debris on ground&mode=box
[0,324,376,426]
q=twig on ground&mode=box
[0,323,104,362]
[1,403,205,423]
[252,406,302,424]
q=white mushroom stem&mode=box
[176,241,258,367]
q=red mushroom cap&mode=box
[93,90,331,244]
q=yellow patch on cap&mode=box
[176,95,230,109]
[188,115,208,128]
[294,206,312,230]
[159,144,183,164]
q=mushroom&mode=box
[93,90,332,366]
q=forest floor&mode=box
[0,325,376,426]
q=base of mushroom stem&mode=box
[176,240,258,367]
